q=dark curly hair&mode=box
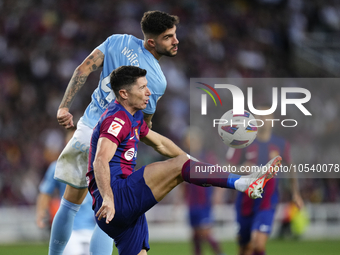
[141,10,179,36]
[110,66,147,99]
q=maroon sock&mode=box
[206,235,223,254]
[181,159,240,189]
[193,231,202,255]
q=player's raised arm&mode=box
[93,137,117,224]
[141,129,186,158]
[57,49,104,129]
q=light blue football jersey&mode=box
[39,161,96,230]
[81,34,167,129]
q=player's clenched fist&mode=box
[57,107,74,129]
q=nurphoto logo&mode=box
[198,83,312,128]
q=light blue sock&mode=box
[48,197,81,255]
[90,224,114,255]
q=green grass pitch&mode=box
[0,240,339,255]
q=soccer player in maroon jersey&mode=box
[227,106,304,255]
[87,66,282,255]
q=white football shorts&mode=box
[63,229,93,255]
[54,118,93,188]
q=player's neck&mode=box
[143,41,162,60]
[118,100,137,116]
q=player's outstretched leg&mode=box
[181,155,282,199]
[144,154,281,203]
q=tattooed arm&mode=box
[57,49,104,129]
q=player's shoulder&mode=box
[103,102,133,128]
[99,108,132,138]
[105,34,141,45]
[107,106,131,124]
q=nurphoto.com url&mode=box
[194,164,340,175]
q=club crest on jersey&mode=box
[124,148,136,161]
[108,121,122,137]
[135,128,139,140]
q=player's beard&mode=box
[156,45,178,57]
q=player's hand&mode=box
[36,213,48,229]
[57,107,74,129]
[96,197,115,224]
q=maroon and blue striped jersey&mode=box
[227,135,291,216]
[86,100,149,197]
[185,184,214,209]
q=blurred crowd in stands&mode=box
[1,0,340,206]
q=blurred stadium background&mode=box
[1,0,340,254]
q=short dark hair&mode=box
[110,66,147,99]
[141,10,179,36]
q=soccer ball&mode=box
[217,109,258,149]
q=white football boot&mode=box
[244,155,282,199]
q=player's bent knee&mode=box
[63,185,88,204]
[174,154,189,176]
[175,154,189,168]
[163,154,188,175]
[167,154,189,177]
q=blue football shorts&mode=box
[236,209,275,245]
[93,166,158,255]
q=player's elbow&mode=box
[75,62,92,76]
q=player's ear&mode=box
[119,89,128,100]
[147,38,156,48]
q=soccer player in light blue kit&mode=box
[49,11,180,255]
[37,160,112,255]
